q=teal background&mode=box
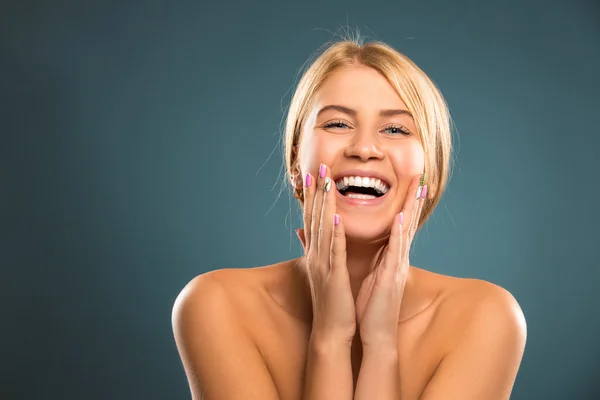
[1,0,599,399]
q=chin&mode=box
[342,216,392,244]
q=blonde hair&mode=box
[283,37,453,229]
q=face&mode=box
[297,65,425,241]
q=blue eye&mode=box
[323,121,349,129]
[384,125,411,136]
[323,121,411,136]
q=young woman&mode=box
[172,38,527,400]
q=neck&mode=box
[344,236,388,300]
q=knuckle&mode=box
[332,227,343,238]
[330,248,337,260]
[330,244,342,257]
[332,239,345,255]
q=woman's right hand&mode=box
[296,164,356,345]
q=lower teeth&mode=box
[346,193,377,199]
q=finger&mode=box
[310,166,326,253]
[409,173,427,238]
[302,172,315,251]
[401,173,425,254]
[357,262,378,321]
[388,213,403,258]
[410,184,427,239]
[330,213,347,276]
[319,167,335,264]
[391,212,405,264]
[401,174,423,234]
[311,164,327,256]
[405,196,423,259]
[378,213,403,284]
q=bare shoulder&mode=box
[430,272,527,355]
[412,272,527,399]
[171,266,273,341]
[172,268,252,322]
[171,268,280,400]
[437,274,526,323]
[182,266,276,311]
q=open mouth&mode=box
[334,176,390,199]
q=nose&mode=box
[343,130,384,162]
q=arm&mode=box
[171,273,280,400]
[353,343,400,400]
[303,334,354,400]
[419,286,527,400]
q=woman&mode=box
[172,37,527,400]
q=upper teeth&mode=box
[335,176,389,194]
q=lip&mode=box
[332,169,393,207]
[332,169,392,188]
[335,186,390,206]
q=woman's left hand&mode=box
[355,173,427,348]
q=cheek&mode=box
[298,132,341,173]
[390,142,425,175]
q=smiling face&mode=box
[297,65,425,241]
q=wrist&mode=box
[359,330,398,351]
[361,341,399,359]
[309,332,353,354]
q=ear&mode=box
[290,146,301,186]
[290,168,303,189]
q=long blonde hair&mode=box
[283,37,453,229]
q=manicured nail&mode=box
[305,173,311,187]
[420,173,427,186]
[398,212,403,225]
[319,164,326,178]
[334,214,340,226]
[416,186,423,199]
[324,177,332,192]
[421,185,428,199]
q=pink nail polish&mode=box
[319,164,326,178]
[334,214,340,226]
[305,173,311,187]
[398,212,403,225]
[421,185,428,199]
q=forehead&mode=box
[312,65,408,111]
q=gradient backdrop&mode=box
[2,0,599,399]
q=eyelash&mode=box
[322,120,412,136]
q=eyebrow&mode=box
[316,104,413,119]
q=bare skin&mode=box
[172,64,526,399]
[181,260,503,399]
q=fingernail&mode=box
[416,186,423,199]
[420,173,427,186]
[334,214,340,226]
[324,177,332,192]
[421,185,428,199]
[319,164,326,178]
[305,173,311,187]
[398,212,403,225]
